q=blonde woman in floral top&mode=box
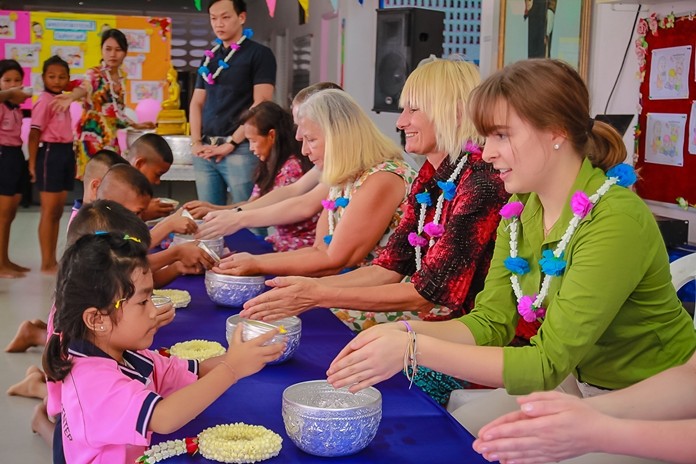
[213,89,415,278]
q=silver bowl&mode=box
[282,380,382,457]
[205,271,266,307]
[226,315,301,364]
[171,233,224,259]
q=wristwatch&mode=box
[225,136,240,149]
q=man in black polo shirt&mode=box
[189,0,276,206]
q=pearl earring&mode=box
[99,325,105,331]
[553,143,560,150]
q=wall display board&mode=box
[0,10,171,109]
[635,13,696,204]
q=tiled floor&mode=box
[1,208,68,462]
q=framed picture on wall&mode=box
[497,0,592,80]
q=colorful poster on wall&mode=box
[645,113,687,167]
[0,10,171,110]
[649,45,691,100]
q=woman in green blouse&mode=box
[326,59,696,407]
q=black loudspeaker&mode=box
[373,8,445,113]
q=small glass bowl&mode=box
[226,314,302,364]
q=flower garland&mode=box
[199,29,253,85]
[634,11,689,82]
[321,182,353,245]
[169,340,226,361]
[407,142,480,271]
[501,164,637,323]
[103,65,125,121]
[137,423,282,464]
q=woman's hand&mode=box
[183,200,221,219]
[132,121,156,130]
[196,209,241,239]
[240,276,322,321]
[473,391,604,464]
[213,252,259,276]
[50,93,74,112]
[326,327,407,393]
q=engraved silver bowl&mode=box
[171,233,224,259]
[282,380,382,457]
[205,271,266,307]
[226,315,302,364]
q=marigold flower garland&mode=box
[169,339,226,361]
[199,29,253,85]
[408,142,480,271]
[321,182,353,245]
[137,423,282,464]
[502,164,637,323]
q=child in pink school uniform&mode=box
[44,231,284,463]
[29,55,76,273]
[0,59,32,278]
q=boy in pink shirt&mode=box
[29,55,75,273]
[0,59,32,278]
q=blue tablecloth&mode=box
[152,230,487,463]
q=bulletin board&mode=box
[634,13,696,204]
[0,10,171,109]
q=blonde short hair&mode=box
[399,57,482,159]
[298,89,402,186]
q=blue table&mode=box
[152,230,488,463]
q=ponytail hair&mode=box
[468,58,627,172]
[43,233,149,381]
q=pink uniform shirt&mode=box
[0,102,22,146]
[55,340,198,463]
[31,91,73,143]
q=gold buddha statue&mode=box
[157,67,187,135]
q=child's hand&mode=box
[225,325,285,379]
[7,87,31,105]
[162,210,197,235]
[183,200,219,219]
[175,242,215,272]
[50,93,74,112]
[155,301,176,328]
[28,164,36,183]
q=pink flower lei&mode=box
[410,142,480,271]
[198,29,253,85]
[501,164,636,323]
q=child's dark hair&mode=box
[208,0,246,14]
[67,199,151,248]
[99,164,154,198]
[101,28,128,53]
[240,101,309,195]
[0,59,24,79]
[92,149,128,167]
[42,55,70,75]
[130,133,174,164]
[43,233,149,381]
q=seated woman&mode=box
[325,59,696,419]
[235,101,317,251]
[212,89,416,277]
[240,58,508,403]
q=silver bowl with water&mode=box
[282,380,382,457]
[205,271,266,307]
[226,315,301,364]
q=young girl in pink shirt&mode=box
[29,55,75,272]
[0,59,32,278]
[44,232,283,463]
